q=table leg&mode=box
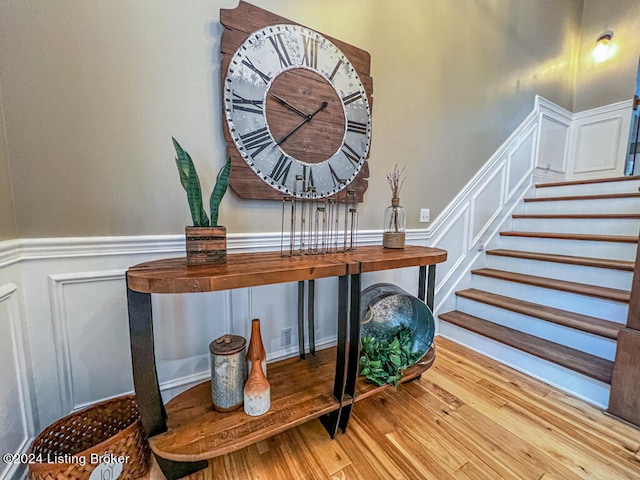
[319,274,348,437]
[427,264,436,311]
[155,457,209,480]
[297,281,305,359]
[418,264,436,310]
[308,279,316,355]
[127,286,166,436]
[338,271,361,432]
[127,284,208,479]
[418,265,426,302]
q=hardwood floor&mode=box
[145,337,640,480]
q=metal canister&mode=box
[209,334,247,412]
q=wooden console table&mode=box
[126,245,447,479]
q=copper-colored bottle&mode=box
[244,356,270,416]
[247,318,267,376]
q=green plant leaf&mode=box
[359,326,423,388]
[172,137,190,190]
[186,151,208,227]
[209,156,231,227]
[173,138,208,226]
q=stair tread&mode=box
[524,192,640,202]
[486,249,634,271]
[535,175,640,188]
[439,310,614,383]
[499,231,637,243]
[471,268,630,303]
[456,288,623,339]
[512,213,640,219]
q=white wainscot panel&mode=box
[49,271,134,411]
[0,284,34,480]
[469,163,506,249]
[250,282,302,359]
[153,290,230,389]
[573,116,622,174]
[537,113,569,172]
[506,126,535,201]
[431,204,471,295]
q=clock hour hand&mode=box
[275,101,328,146]
[270,93,308,118]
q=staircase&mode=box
[439,175,640,402]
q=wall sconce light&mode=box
[592,30,615,63]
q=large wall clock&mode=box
[220,1,373,201]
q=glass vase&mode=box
[383,197,406,249]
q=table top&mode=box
[126,245,448,294]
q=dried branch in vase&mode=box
[386,164,406,199]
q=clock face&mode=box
[223,24,372,198]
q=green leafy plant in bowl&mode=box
[359,326,423,387]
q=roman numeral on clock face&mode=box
[241,57,271,84]
[302,36,318,69]
[270,153,292,185]
[328,60,343,81]
[341,143,361,167]
[328,163,341,187]
[240,127,273,159]
[303,165,315,189]
[346,120,368,135]
[231,91,263,114]
[342,91,363,106]
[269,33,293,68]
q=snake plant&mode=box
[173,137,231,227]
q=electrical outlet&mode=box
[281,327,292,346]
[419,208,430,223]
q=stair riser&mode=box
[455,297,617,360]
[523,197,640,215]
[534,180,640,198]
[512,217,640,236]
[471,275,628,323]
[438,323,611,407]
[498,236,637,261]
[486,255,633,290]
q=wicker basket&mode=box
[28,395,151,480]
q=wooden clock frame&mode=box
[220,1,373,202]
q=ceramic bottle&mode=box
[243,356,270,416]
[246,318,267,376]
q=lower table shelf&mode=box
[149,344,436,463]
[150,347,339,462]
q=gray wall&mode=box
[0,0,584,238]
[0,94,16,241]
[573,0,640,112]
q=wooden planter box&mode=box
[186,226,227,265]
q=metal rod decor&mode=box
[280,181,358,256]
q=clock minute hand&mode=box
[275,101,328,147]
[271,93,308,118]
